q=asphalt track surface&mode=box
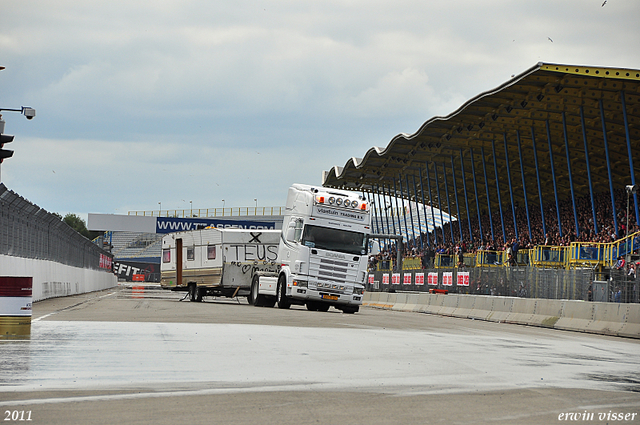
[1,285,639,425]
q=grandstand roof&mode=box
[322,62,640,223]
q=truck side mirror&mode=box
[286,226,296,242]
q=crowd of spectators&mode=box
[369,187,639,271]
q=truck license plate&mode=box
[321,294,338,301]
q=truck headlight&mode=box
[293,280,308,287]
[354,286,364,295]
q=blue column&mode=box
[433,162,447,243]
[459,149,473,241]
[563,111,581,238]
[425,163,439,245]
[491,139,506,243]
[598,101,619,238]
[451,156,463,242]
[579,107,598,235]
[404,175,417,247]
[384,184,397,236]
[442,163,455,244]
[369,190,380,235]
[516,130,532,241]
[503,133,519,240]
[621,91,640,228]
[546,121,563,238]
[418,167,431,246]
[530,126,546,238]
[373,186,386,248]
[394,177,409,243]
[469,148,484,242]
[481,146,494,241]
[411,175,424,249]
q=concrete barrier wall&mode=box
[1,254,117,302]
[363,291,640,339]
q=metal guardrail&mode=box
[128,206,285,218]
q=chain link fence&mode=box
[0,184,113,270]
[367,266,639,303]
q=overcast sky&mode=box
[1,0,638,220]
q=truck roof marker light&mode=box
[360,203,368,211]
[316,196,325,204]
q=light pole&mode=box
[254,198,258,214]
[190,200,193,217]
[158,202,162,217]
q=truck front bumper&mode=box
[289,286,363,306]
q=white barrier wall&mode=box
[1,254,117,302]
[364,292,640,339]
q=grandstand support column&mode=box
[426,162,439,245]
[469,148,484,242]
[530,126,546,237]
[397,176,411,244]
[503,133,519,240]
[374,186,386,247]
[403,175,417,246]
[441,163,454,244]
[546,120,563,238]
[459,149,473,241]
[516,130,532,241]
[450,156,464,242]
[481,146,494,241]
[369,189,381,237]
[491,139,506,244]
[393,177,406,244]
[410,175,424,249]
[598,101,619,238]
[620,90,640,228]
[433,162,446,243]
[383,184,397,238]
[418,167,431,246]
[579,107,598,235]
[562,111,581,238]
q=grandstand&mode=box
[323,63,640,304]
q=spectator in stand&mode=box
[615,256,626,270]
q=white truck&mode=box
[161,184,372,313]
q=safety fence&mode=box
[128,206,285,218]
[0,184,113,271]
[366,266,639,303]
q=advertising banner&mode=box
[156,217,276,234]
[457,271,470,286]
[382,274,390,285]
[443,272,453,286]
[113,260,161,282]
[403,273,412,285]
[428,272,438,285]
[391,273,401,285]
[415,272,424,285]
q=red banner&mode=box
[415,273,424,285]
[0,277,33,297]
[457,271,470,286]
[443,272,453,286]
[391,273,401,285]
[428,272,438,285]
[403,274,412,285]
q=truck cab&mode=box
[253,184,371,313]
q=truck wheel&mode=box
[196,287,204,302]
[251,275,265,307]
[189,283,198,302]
[306,302,319,311]
[317,303,330,312]
[341,306,359,314]
[276,275,291,309]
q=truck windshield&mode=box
[301,225,367,256]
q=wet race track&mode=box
[1,285,639,425]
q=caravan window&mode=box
[162,249,171,263]
[187,246,195,261]
[207,245,216,260]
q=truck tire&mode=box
[306,302,319,311]
[276,275,291,309]
[251,275,268,307]
[341,306,359,314]
[196,287,204,302]
[189,283,198,302]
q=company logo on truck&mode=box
[315,206,366,222]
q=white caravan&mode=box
[160,228,280,301]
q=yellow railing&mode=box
[532,246,568,268]
[475,250,504,267]
[128,206,286,218]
